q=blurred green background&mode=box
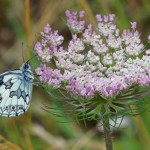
[0,0,150,150]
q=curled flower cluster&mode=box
[34,10,150,99]
[65,10,85,33]
[34,24,64,62]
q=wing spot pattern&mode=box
[0,94,2,102]
[4,80,13,89]
[9,89,28,101]
[0,76,4,86]
[0,105,25,116]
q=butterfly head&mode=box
[20,61,34,81]
[20,61,31,71]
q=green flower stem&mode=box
[103,114,113,150]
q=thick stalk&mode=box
[102,114,113,150]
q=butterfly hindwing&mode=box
[0,63,33,117]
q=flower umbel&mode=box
[65,10,85,33]
[34,10,150,120]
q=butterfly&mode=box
[0,61,34,117]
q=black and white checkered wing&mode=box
[0,62,33,117]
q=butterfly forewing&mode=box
[0,63,33,117]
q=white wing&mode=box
[0,70,33,117]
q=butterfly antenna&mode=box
[26,57,34,64]
[22,42,25,63]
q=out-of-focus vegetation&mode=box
[0,0,150,150]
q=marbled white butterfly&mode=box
[0,61,34,117]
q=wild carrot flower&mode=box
[65,10,85,33]
[34,10,150,119]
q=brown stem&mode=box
[103,114,113,150]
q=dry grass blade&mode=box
[0,135,22,150]
[71,128,105,150]
[30,123,67,150]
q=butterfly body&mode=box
[0,62,33,117]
